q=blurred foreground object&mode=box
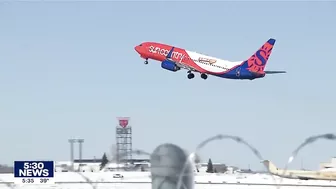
[150,143,194,189]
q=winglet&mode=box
[166,47,175,59]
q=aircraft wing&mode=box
[175,61,199,72]
[165,47,200,73]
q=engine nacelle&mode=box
[161,60,180,72]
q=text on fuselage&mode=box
[149,46,185,61]
[193,58,228,70]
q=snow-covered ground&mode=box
[0,172,336,189]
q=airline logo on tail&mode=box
[246,39,275,73]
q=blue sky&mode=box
[0,1,335,170]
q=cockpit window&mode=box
[139,44,142,46]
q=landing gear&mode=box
[144,58,148,64]
[187,71,207,80]
[201,73,208,80]
[187,73,195,79]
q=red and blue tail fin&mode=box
[243,38,276,74]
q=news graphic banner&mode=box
[14,161,55,185]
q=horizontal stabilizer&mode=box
[265,71,286,74]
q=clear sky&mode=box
[0,1,335,171]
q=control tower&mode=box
[116,117,132,163]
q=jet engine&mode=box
[161,60,180,72]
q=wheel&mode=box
[187,73,195,79]
[144,60,148,64]
[201,73,208,80]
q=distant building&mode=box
[0,165,13,173]
[319,157,336,170]
[55,158,151,172]
[55,158,235,173]
[195,163,230,173]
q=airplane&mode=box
[134,38,286,80]
[261,160,336,181]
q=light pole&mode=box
[68,139,76,171]
[77,139,84,163]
